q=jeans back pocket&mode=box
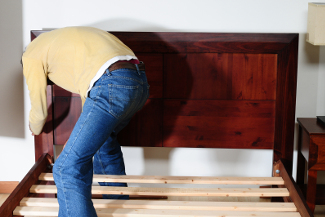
[108,84,139,119]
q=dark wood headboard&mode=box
[31,31,298,173]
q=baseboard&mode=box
[0,181,19,193]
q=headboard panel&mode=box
[31,31,298,172]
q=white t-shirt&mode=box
[86,55,138,94]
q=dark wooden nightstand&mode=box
[297,118,325,213]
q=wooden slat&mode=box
[14,206,301,217]
[30,185,289,197]
[20,197,297,212]
[39,173,285,185]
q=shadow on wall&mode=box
[89,18,174,32]
[0,0,24,138]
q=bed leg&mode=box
[306,170,317,213]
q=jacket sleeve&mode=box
[22,57,48,135]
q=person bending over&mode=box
[22,26,149,217]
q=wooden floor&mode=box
[0,194,9,205]
[1,193,325,216]
[316,206,325,217]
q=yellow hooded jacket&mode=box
[22,26,136,135]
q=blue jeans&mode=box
[53,66,149,217]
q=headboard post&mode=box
[273,35,299,174]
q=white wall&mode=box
[0,0,324,182]
[0,0,35,181]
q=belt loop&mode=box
[105,68,111,76]
[135,64,141,75]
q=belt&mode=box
[108,61,145,72]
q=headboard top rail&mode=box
[31,30,298,54]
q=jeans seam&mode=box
[59,169,70,217]
[58,102,97,217]
[96,150,107,175]
[129,86,142,115]
[57,83,102,170]
[102,75,143,85]
[56,83,102,217]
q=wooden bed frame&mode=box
[0,31,314,216]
